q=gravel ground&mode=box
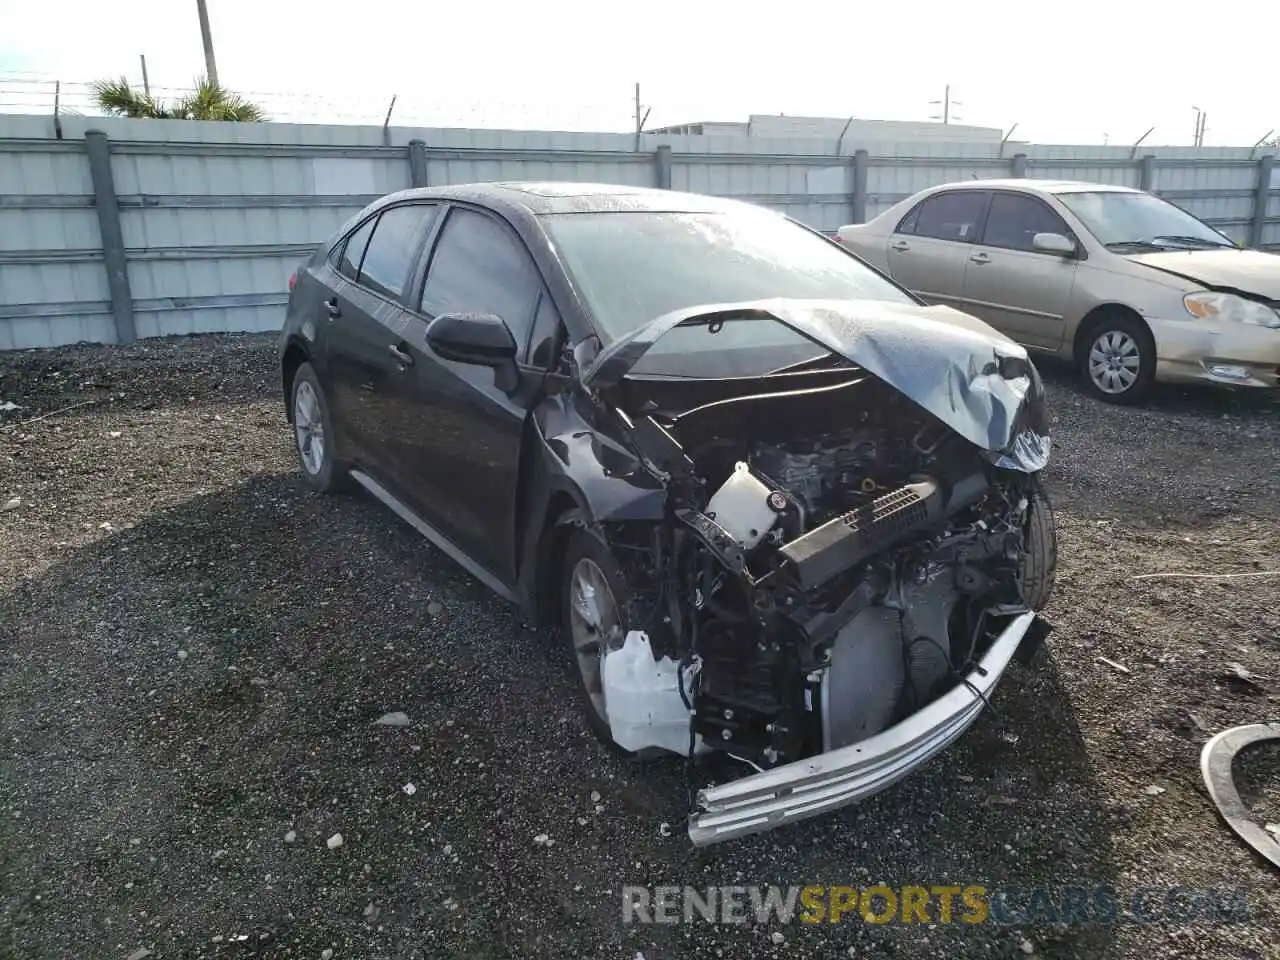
[1,334,1277,960]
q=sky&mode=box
[0,0,1276,146]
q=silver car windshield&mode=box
[1056,191,1235,249]
[541,210,914,345]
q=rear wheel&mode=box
[1078,312,1156,404]
[290,362,350,493]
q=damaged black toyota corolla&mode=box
[278,182,1057,847]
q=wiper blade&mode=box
[1151,235,1236,249]
[764,352,846,376]
[1105,239,1165,250]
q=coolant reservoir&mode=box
[706,461,777,550]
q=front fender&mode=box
[515,391,668,624]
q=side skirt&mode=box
[350,469,520,606]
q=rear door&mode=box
[961,190,1080,350]
[884,190,990,310]
[395,204,550,582]
[324,203,440,473]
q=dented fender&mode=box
[533,392,667,523]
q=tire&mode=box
[1019,480,1058,612]
[289,362,350,493]
[1078,312,1157,405]
[559,526,665,759]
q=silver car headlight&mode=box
[1183,291,1280,328]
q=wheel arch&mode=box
[1071,303,1152,365]
[528,492,590,628]
[281,338,311,421]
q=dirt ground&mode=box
[1,334,1277,960]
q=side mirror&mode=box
[1032,232,1077,257]
[426,311,517,366]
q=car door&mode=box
[960,190,1081,350]
[324,203,440,473]
[884,190,990,310]
[394,204,549,583]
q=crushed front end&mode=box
[575,300,1058,846]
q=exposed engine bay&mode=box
[594,371,1052,771]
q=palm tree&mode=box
[91,75,266,122]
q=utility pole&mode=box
[1192,106,1206,147]
[632,83,651,151]
[140,54,151,97]
[196,0,219,86]
[929,84,961,125]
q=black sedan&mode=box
[277,182,1057,846]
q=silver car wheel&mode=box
[293,379,326,476]
[1087,330,1142,395]
[568,557,623,722]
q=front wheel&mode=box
[559,526,665,759]
[289,362,350,493]
[1078,313,1156,404]
[1019,481,1058,612]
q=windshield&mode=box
[540,209,914,375]
[1056,191,1235,249]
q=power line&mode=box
[0,74,642,131]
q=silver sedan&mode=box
[837,179,1280,404]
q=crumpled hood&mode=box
[581,298,1052,473]
[1125,249,1280,299]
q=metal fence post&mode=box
[84,130,136,344]
[1249,154,1274,250]
[1139,154,1157,192]
[851,149,869,224]
[1011,153,1028,178]
[408,139,429,188]
[655,145,672,189]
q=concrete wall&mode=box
[2,113,1277,350]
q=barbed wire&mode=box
[0,74,644,132]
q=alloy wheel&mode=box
[568,557,623,722]
[293,379,326,475]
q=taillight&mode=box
[288,270,298,291]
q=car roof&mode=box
[924,178,1140,195]
[375,181,763,218]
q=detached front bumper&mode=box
[687,610,1038,847]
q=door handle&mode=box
[969,252,991,264]
[388,343,414,367]
[325,297,341,318]
[890,240,910,252]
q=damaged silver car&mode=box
[278,182,1057,848]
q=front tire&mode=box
[1019,481,1058,612]
[559,527,665,759]
[289,362,349,493]
[1078,312,1156,405]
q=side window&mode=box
[913,191,988,243]
[336,216,376,281]
[982,193,1072,252]
[358,204,438,298]
[419,208,540,356]
[527,292,563,369]
[895,202,922,236]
